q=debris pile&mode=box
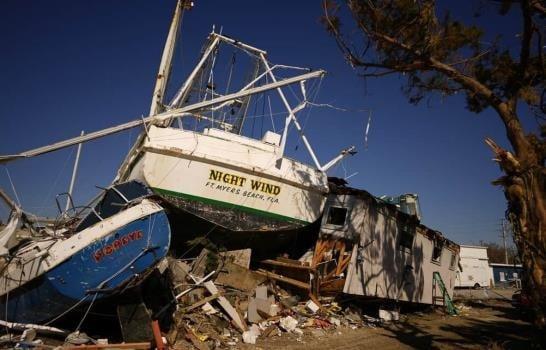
[0,248,408,349]
[159,248,386,349]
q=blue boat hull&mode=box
[0,210,171,324]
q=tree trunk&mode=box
[496,148,546,327]
[511,167,546,327]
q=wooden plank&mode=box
[335,242,346,275]
[319,278,346,294]
[261,259,316,271]
[64,343,150,350]
[312,240,328,267]
[256,269,310,290]
[215,261,266,292]
[337,255,352,275]
[180,293,220,314]
[203,281,246,332]
[275,256,308,266]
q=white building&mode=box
[456,245,492,288]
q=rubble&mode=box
[153,248,396,348]
[1,247,436,349]
[305,300,320,314]
[279,316,299,332]
[242,324,261,344]
[379,309,400,322]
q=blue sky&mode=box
[0,0,529,246]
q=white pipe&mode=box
[208,64,279,112]
[0,70,325,164]
[211,33,267,55]
[65,130,84,211]
[169,36,221,108]
[0,319,67,335]
[260,53,322,169]
[321,146,356,172]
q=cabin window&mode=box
[432,241,443,264]
[75,181,150,232]
[326,207,348,226]
[398,223,415,252]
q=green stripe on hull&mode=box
[152,187,310,224]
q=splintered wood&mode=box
[312,237,353,295]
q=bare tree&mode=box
[322,0,545,326]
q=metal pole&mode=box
[65,131,84,211]
[0,70,325,164]
[169,36,221,108]
[259,53,323,169]
[501,218,508,264]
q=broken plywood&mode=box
[215,261,266,292]
[220,248,251,269]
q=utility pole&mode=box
[501,218,509,264]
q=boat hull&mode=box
[0,209,170,324]
[129,126,328,232]
[166,202,321,261]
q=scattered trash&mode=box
[65,331,93,345]
[242,324,261,344]
[279,316,299,332]
[328,317,341,327]
[379,309,400,322]
[305,300,320,314]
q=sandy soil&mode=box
[237,291,545,350]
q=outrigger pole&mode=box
[0,70,326,164]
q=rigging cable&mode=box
[4,166,21,207]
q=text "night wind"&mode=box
[209,169,281,196]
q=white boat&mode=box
[114,2,356,237]
[0,1,355,256]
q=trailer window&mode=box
[399,223,415,252]
[326,207,348,226]
[449,253,457,270]
[432,241,443,264]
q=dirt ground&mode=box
[237,289,545,350]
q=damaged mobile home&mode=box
[311,179,459,306]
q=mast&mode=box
[149,0,191,117]
[117,0,191,182]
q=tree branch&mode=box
[519,0,534,85]
[530,0,546,16]
[362,23,534,160]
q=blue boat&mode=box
[0,181,171,324]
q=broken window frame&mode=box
[431,240,444,265]
[449,252,457,270]
[324,206,349,228]
[398,221,415,253]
